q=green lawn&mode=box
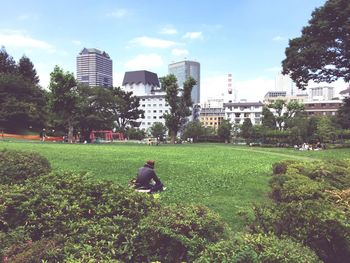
[1,141,349,231]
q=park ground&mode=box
[1,140,349,231]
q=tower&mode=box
[76,48,113,87]
[168,60,200,104]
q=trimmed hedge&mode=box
[0,149,51,184]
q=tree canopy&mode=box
[282,0,350,89]
[161,74,196,143]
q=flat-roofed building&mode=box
[224,101,264,125]
[304,100,343,116]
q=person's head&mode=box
[146,160,155,168]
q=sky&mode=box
[0,0,347,102]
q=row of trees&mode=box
[0,47,199,143]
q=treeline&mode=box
[0,47,144,142]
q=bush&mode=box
[0,149,51,184]
[272,160,297,175]
[195,234,320,263]
[133,204,229,262]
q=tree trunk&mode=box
[170,130,176,144]
[68,119,74,143]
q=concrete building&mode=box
[122,70,169,131]
[168,60,200,104]
[76,48,113,87]
[308,86,334,101]
[223,101,264,125]
[199,99,225,129]
[263,91,308,104]
[304,100,343,116]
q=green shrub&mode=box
[0,149,51,184]
[133,204,229,262]
[195,234,320,263]
[272,160,297,175]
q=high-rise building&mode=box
[76,48,113,87]
[168,60,200,104]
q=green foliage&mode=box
[217,119,232,143]
[0,46,17,74]
[17,55,39,85]
[182,120,204,141]
[0,73,47,131]
[240,118,253,141]
[337,97,350,129]
[0,149,51,184]
[316,116,337,143]
[195,234,320,263]
[282,0,350,89]
[134,204,228,262]
[150,122,167,140]
[125,127,146,140]
[161,74,196,143]
[253,159,350,262]
[262,106,276,129]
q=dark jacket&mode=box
[136,164,161,187]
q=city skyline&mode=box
[0,0,347,102]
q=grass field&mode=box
[1,140,349,231]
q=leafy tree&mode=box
[217,119,232,143]
[161,74,196,143]
[282,0,350,89]
[109,87,144,131]
[125,127,146,140]
[240,118,253,142]
[268,100,304,130]
[48,66,78,143]
[75,85,115,141]
[0,73,47,131]
[149,122,167,141]
[261,106,276,129]
[0,46,17,74]
[316,116,337,142]
[337,97,350,129]
[18,55,39,84]
[182,120,204,142]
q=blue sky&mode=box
[1,0,346,101]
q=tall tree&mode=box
[337,97,350,129]
[18,55,39,84]
[240,118,253,142]
[262,106,277,129]
[268,100,304,130]
[109,87,144,131]
[316,116,337,143]
[161,74,196,143]
[217,119,232,143]
[49,66,78,143]
[0,46,17,74]
[0,73,47,131]
[150,122,167,141]
[282,0,350,89]
[182,120,204,142]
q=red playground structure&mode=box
[89,130,124,143]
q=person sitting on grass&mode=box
[135,160,164,193]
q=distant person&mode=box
[135,160,164,193]
[39,128,46,142]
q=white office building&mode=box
[122,70,169,131]
[223,101,264,125]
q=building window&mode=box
[153,104,157,107]
[165,103,169,106]
[81,76,89,81]
[142,104,145,107]
[165,110,168,113]
[159,110,163,113]
[147,104,151,107]
[153,110,157,113]
[147,122,151,125]
[159,104,162,107]
[159,98,163,101]
[142,99,146,101]
[153,116,157,119]
[147,116,151,119]
[148,110,151,113]
[255,113,261,117]
[159,116,163,119]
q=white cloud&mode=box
[159,25,177,35]
[0,31,55,52]
[183,32,203,40]
[171,48,189,57]
[130,36,178,48]
[107,8,129,18]
[72,40,82,45]
[272,36,286,42]
[124,54,163,70]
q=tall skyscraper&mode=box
[76,48,113,87]
[168,60,200,104]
